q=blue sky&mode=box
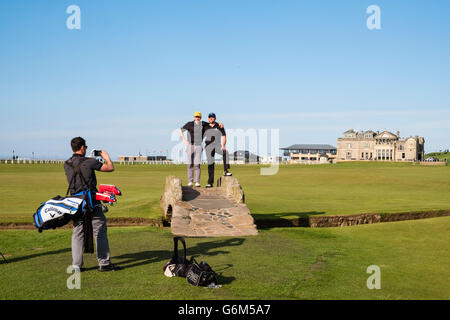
[1,0,449,159]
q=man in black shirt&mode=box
[204,112,232,188]
[64,137,120,272]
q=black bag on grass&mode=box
[163,237,219,287]
[186,258,218,287]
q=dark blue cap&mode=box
[208,113,216,118]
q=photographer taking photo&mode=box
[64,137,120,272]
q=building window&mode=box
[402,153,405,159]
[346,152,351,160]
[347,143,352,149]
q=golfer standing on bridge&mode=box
[179,112,224,187]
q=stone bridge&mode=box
[160,176,258,237]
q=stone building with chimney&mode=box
[337,129,425,162]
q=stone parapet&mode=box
[216,176,245,203]
[160,176,183,220]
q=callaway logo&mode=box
[45,207,64,218]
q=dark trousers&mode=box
[207,148,230,185]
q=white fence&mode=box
[0,160,176,165]
[118,161,174,165]
[0,159,65,164]
[0,159,288,166]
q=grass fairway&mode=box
[0,162,449,223]
[0,217,449,299]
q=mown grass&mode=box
[0,217,449,299]
[0,162,450,223]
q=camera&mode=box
[90,149,102,158]
[93,150,102,157]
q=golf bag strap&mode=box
[66,157,90,196]
[83,212,94,254]
[173,236,187,260]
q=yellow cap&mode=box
[194,111,202,118]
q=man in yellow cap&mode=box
[179,111,223,187]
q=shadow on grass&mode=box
[253,211,325,229]
[212,263,236,284]
[4,248,71,264]
[112,238,245,281]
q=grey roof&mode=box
[233,150,260,157]
[280,144,337,150]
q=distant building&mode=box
[280,144,337,164]
[118,155,169,162]
[337,129,425,162]
[260,156,282,164]
[232,150,260,164]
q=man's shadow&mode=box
[182,186,200,201]
[112,238,245,284]
[2,248,71,264]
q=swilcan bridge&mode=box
[160,176,258,237]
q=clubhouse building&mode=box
[280,144,337,164]
[337,129,425,162]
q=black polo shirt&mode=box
[204,122,226,147]
[181,121,209,145]
[64,154,103,194]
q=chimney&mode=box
[396,130,400,137]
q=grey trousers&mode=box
[72,207,111,268]
[186,144,202,183]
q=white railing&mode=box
[0,159,67,164]
[118,161,174,165]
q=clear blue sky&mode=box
[1,0,449,159]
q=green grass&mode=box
[1,217,449,299]
[1,162,450,223]
[1,162,449,300]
